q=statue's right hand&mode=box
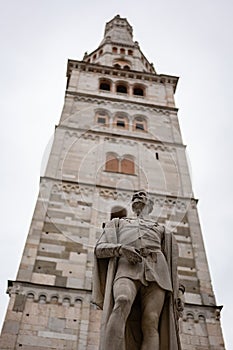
[120,246,142,264]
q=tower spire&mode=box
[83,14,156,73]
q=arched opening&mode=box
[111,206,127,219]
[114,63,121,69]
[114,115,129,129]
[121,157,135,175]
[116,84,128,94]
[128,49,133,56]
[112,47,118,54]
[120,48,125,55]
[133,86,144,96]
[96,111,109,126]
[99,79,111,91]
[123,65,130,70]
[133,116,147,132]
[105,153,119,172]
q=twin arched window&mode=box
[105,153,135,175]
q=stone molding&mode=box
[7,280,91,306]
[69,92,178,113]
[40,177,197,211]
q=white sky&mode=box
[0,1,232,348]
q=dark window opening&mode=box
[135,123,145,130]
[114,64,121,69]
[111,206,127,219]
[128,50,133,56]
[97,117,106,125]
[120,48,125,55]
[117,120,125,128]
[99,49,103,56]
[155,152,159,160]
[100,82,110,91]
[112,47,118,53]
[133,87,144,96]
[124,65,130,70]
[117,85,127,93]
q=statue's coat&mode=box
[92,218,182,350]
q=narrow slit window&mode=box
[155,152,159,160]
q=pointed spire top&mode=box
[83,15,156,74]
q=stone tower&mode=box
[0,15,225,350]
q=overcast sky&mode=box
[0,1,232,348]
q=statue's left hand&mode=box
[120,246,142,264]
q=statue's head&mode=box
[131,191,154,216]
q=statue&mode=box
[93,191,184,350]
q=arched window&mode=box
[111,206,127,219]
[114,115,129,129]
[105,153,119,172]
[121,157,135,174]
[27,293,35,301]
[114,60,131,70]
[99,49,103,56]
[133,85,144,96]
[51,295,58,304]
[120,48,125,55]
[93,54,97,60]
[105,153,135,175]
[112,47,118,54]
[96,111,109,126]
[116,83,128,94]
[128,49,133,56]
[39,295,47,304]
[99,79,111,91]
[133,116,147,132]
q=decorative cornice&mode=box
[7,280,91,306]
[66,91,178,113]
[56,124,186,150]
[66,60,179,93]
[40,176,198,206]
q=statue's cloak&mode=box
[92,218,182,350]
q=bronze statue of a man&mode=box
[93,191,184,350]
